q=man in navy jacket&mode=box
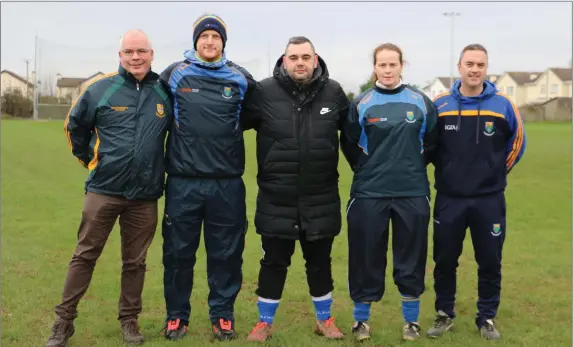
[427,44,526,341]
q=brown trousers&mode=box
[54,192,158,323]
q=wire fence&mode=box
[31,36,266,118]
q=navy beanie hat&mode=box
[193,13,227,50]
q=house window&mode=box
[540,84,546,95]
[498,86,504,93]
[507,86,514,96]
[550,84,559,94]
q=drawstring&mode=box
[456,95,483,144]
[456,97,462,132]
[475,99,482,144]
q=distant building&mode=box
[56,72,104,103]
[421,75,500,100]
[1,70,34,99]
[496,68,572,106]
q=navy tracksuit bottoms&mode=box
[347,197,430,303]
[432,191,506,328]
[161,176,247,325]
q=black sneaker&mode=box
[351,321,371,342]
[164,318,188,341]
[403,322,422,341]
[46,319,75,347]
[427,310,454,338]
[212,318,236,341]
[480,319,501,340]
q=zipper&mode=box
[293,99,303,231]
[128,81,142,194]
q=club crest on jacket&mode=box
[484,121,495,136]
[222,86,233,99]
[405,111,416,123]
[156,103,165,118]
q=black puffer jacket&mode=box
[242,55,350,241]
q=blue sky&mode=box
[2,1,571,92]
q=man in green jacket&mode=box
[45,29,172,347]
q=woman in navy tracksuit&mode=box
[340,43,438,342]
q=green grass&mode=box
[1,120,571,347]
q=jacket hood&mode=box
[183,48,228,69]
[273,54,329,88]
[450,79,497,103]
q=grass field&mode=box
[1,119,571,347]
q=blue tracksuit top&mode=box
[432,80,526,197]
[160,49,257,178]
[341,83,438,198]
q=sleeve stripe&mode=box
[505,98,524,168]
[432,91,451,103]
[87,128,101,171]
[63,71,118,152]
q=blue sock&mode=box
[353,301,371,322]
[312,292,333,321]
[401,295,420,323]
[257,297,279,324]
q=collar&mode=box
[118,64,154,84]
[183,48,227,69]
[376,79,403,90]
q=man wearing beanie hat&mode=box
[158,12,259,342]
[192,13,227,51]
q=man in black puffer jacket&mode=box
[242,36,350,342]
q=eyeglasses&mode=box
[121,49,151,56]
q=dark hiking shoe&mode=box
[351,321,371,342]
[46,319,75,347]
[480,319,501,340]
[164,318,188,341]
[212,318,236,341]
[403,322,422,341]
[121,319,144,345]
[427,310,454,338]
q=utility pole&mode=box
[33,33,39,120]
[443,12,461,88]
[267,40,272,78]
[23,59,30,99]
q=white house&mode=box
[56,72,104,103]
[422,77,453,100]
[422,75,501,100]
[1,70,34,99]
